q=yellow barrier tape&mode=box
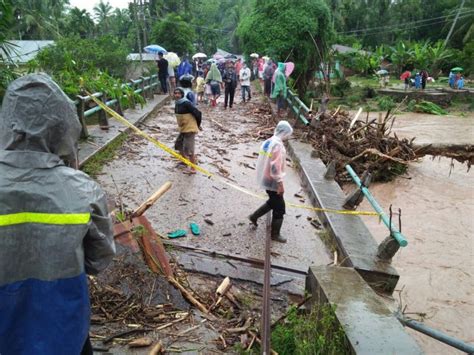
[85,91,379,217]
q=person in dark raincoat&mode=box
[0,74,115,354]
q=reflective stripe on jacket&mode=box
[0,150,115,354]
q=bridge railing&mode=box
[76,74,160,138]
[285,89,311,126]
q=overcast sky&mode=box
[68,0,130,14]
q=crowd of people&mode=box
[155,52,288,109]
[0,43,297,353]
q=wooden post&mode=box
[139,77,146,99]
[98,94,109,129]
[76,95,89,138]
[129,80,137,108]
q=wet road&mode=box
[97,94,331,274]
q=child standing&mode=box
[196,73,205,104]
[173,88,202,174]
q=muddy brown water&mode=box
[356,157,473,354]
[350,109,474,354]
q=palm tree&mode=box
[66,7,94,38]
[93,0,113,34]
[12,0,68,39]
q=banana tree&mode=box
[389,41,414,74]
[426,41,454,78]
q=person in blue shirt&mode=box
[414,72,422,90]
[177,58,193,79]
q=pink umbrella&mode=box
[285,62,295,77]
[272,62,294,82]
[213,53,224,60]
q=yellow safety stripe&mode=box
[86,91,380,217]
[0,212,91,226]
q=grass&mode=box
[234,303,349,355]
[81,133,129,177]
[271,304,350,355]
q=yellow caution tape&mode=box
[85,91,379,217]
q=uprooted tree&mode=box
[236,0,333,97]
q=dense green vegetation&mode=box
[0,0,472,102]
[237,0,332,96]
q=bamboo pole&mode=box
[132,181,172,217]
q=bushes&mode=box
[30,35,143,108]
[271,304,349,355]
[376,96,396,111]
[34,36,129,79]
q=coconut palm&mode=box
[94,0,113,34]
[66,7,94,38]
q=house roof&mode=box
[1,40,54,64]
[127,53,157,61]
[332,44,371,55]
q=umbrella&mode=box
[164,52,180,68]
[144,44,168,54]
[250,53,259,58]
[376,69,388,75]
[225,54,237,59]
[206,58,216,63]
[451,67,463,72]
[400,71,411,80]
[192,52,207,59]
[213,53,224,60]
[285,62,295,77]
[262,56,270,61]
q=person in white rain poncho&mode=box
[249,121,293,243]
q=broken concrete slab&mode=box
[306,266,423,355]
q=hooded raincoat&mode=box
[205,63,223,84]
[0,74,115,354]
[256,121,293,191]
[271,62,287,100]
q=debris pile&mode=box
[305,107,418,183]
[89,259,181,331]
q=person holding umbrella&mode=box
[156,52,169,94]
[400,69,411,91]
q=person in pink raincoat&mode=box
[248,121,293,243]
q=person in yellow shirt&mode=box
[173,88,203,174]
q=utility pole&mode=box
[444,0,465,47]
[133,0,143,70]
[139,0,148,47]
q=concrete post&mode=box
[343,171,372,209]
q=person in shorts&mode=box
[205,63,222,107]
[173,88,202,174]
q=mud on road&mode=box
[91,91,333,353]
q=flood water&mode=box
[357,156,473,354]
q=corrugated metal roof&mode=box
[1,40,54,64]
[126,53,157,61]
